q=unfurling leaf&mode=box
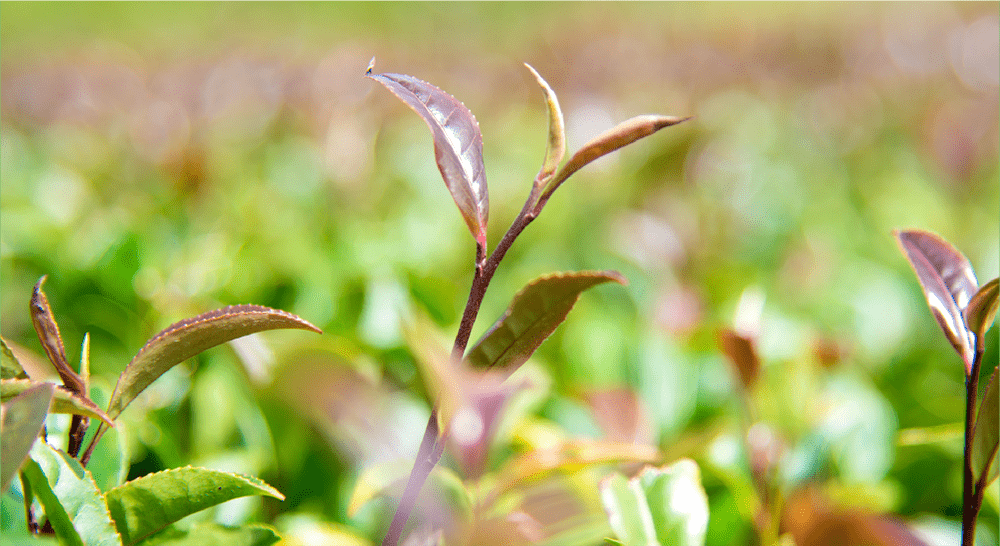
[367,67,489,246]
[524,63,565,183]
[894,230,977,373]
[106,305,321,421]
[541,114,691,201]
[966,278,999,353]
[104,466,284,546]
[972,367,998,487]
[1,382,53,493]
[30,276,85,396]
[718,328,760,389]
[2,378,113,426]
[599,459,709,546]
[465,270,627,374]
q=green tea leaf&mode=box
[30,276,86,396]
[106,305,321,421]
[367,65,489,247]
[600,459,708,546]
[894,230,978,373]
[524,63,566,184]
[2,378,114,426]
[133,523,280,546]
[21,458,84,546]
[966,278,999,353]
[26,440,122,546]
[104,466,285,546]
[1,336,27,379]
[972,367,999,487]
[1,382,54,493]
[466,271,627,374]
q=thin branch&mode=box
[962,347,984,546]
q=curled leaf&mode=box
[972,367,998,487]
[1,378,113,426]
[30,276,85,396]
[541,114,691,201]
[367,67,489,246]
[966,278,999,353]
[524,63,565,183]
[106,305,321,421]
[104,466,284,546]
[894,230,977,373]
[466,270,627,375]
[1,381,54,493]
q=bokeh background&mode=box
[2,3,997,545]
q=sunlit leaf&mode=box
[106,305,320,421]
[717,328,760,389]
[524,63,565,184]
[104,466,284,546]
[966,278,999,353]
[541,115,690,202]
[24,440,122,546]
[367,65,489,246]
[894,230,977,373]
[600,459,709,546]
[131,522,280,546]
[1,337,28,379]
[1,382,53,493]
[30,276,86,396]
[466,271,627,374]
[2,378,113,426]
[973,367,999,487]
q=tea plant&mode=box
[1,276,320,545]
[361,61,696,545]
[895,230,999,546]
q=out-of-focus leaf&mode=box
[25,440,122,546]
[30,276,86,396]
[367,66,489,246]
[466,271,627,374]
[524,63,565,183]
[782,488,931,546]
[581,387,653,445]
[104,466,284,546]
[131,523,280,546]
[106,305,320,421]
[2,378,113,426]
[966,278,999,352]
[1,337,28,379]
[599,459,709,546]
[348,460,470,525]
[894,230,977,373]
[1,382,53,493]
[973,367,999,487]
[717,328,760,389]
[541,115,690,201]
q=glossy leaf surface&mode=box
[966,278,998,352]
[1,381,53,493]
[132,523,280,546]
[106,305,320,420]
[368,68,489,246]
[542,115,690,200]
[25,440,121,546]
[466,270,627,374]
[30,276,86,396]
[600,459,709,546]
[973,367,998,487]
[524,63,565,183]
[104,466,284,546]
[894,230,977,373]
[2,378,113,426]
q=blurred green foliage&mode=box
[2,3,997,545]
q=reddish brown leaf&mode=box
[966,278,999,353]
[29,276,85,396]
[894,230,977,373]
[367,66,489,246]
[718,328,760,389]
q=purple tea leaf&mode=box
[367,67,489,246]
[524,63,565,184]
[465,270,627,375]
[895,230,977,373]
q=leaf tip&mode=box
[365,56,376,76]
